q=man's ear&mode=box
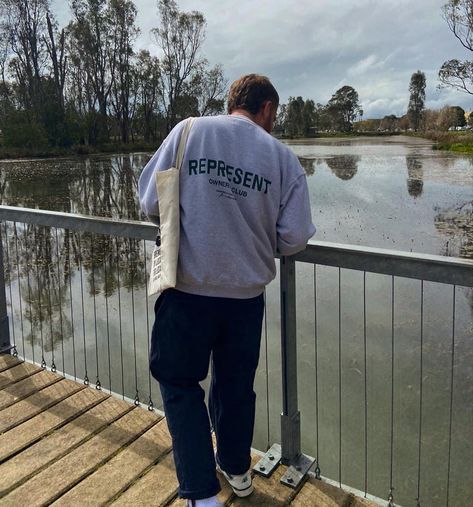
[262,100,273,116]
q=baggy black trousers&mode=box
[149,288,264,500]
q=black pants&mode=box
[150,289,264,500]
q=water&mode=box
[1,136,471,506]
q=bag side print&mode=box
[148,118,195,297]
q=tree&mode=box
[302,99,316,136]
[380,114,398,131]
[185,63,227,117]
[152,0,206,133]
[108,0,139,143]
[407,70,426,131]
[326,85,363,132]
[439,0,473,95]
[133,49,161,142]
[68,0,117,143]
[285,96,304,137]
[437,105,466,130]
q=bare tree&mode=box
[133,49,161,142]
[44,13,67,111]
[152,0,206,132]
[0,0,50,112]
[439,0,473,96]
[186,63,227,116]
[108,0,139,143]
[68,0,118,142]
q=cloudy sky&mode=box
[51,0,473,118]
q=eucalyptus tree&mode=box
[327,85,363,132]
[285,96,304,137]
[0,0,50,113]
[439,0,473,95]
[68,0,117,143]
[152,0,206,132]
[108,0,139,143]
[185,63,227,117]
[133,49,161,142]
[407,70,426,131]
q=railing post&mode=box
[0,226,11,354]
[280,255,300,463]
[278,255,315,488]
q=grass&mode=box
[0,141,159,160]
[418,130,473,153]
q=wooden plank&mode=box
[51,416,169,507]
[109,452,178,507]
[0,369,61,410]
[0,396,133,497]
[349,495,379,507]
[289,479,340,506]
[229,458,292,507]
[0,407,159,507]
[0,355,21,372]
[168,471,234,507]
[289,477,355,507]
[0,386,109,462]
[0,378,85,433]
[0,361,42,389]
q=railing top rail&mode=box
[297,241,473,287]
[0,205,158,241]
[1,205,472,286]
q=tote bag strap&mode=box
[175,117,196,171]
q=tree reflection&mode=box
[406,155,424,198]
[434,201,473,259]
[299,157,315,176]
[326,155,360,180]
[1,155,151,355]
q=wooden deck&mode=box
[0,354,377,507]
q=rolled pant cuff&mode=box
[179,483,221,500]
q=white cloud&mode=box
[51,0,473,117]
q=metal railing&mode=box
[1,205,472,507]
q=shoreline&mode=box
[2,131,473,160]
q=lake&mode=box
[1,136,471,506]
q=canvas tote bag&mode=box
[148,117,195,296]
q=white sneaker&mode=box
[186,496,223,507]
[216,462,254,497]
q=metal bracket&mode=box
[0,344,15,355]
[280,453,316,489]
[253,443,282,478]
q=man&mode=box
[138,74,315,507]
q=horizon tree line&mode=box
[0,0,227,150]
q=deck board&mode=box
[0,378,85,433]
[0,358,379,507]
[0,369,62,410]
[0,395,133,497]
[51,416,169,507]
[0,354,21,372]
[0,361,42,389]
[0,407,159,506]
[0,385,109,462]
[109,452,178,506]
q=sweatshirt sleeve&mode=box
[277,173,316,256]
[138,121,186,221]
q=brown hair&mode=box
[227,74,279,114]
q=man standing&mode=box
[139,74,315,507]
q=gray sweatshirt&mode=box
[138,114,315,298]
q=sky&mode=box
[51,0,473,118]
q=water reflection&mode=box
[0,155,148,219]
[406,155,424,198]
[326,155,360,180]
[434,201,473,259]
[299,157,315,176]
[4,219,148,354]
